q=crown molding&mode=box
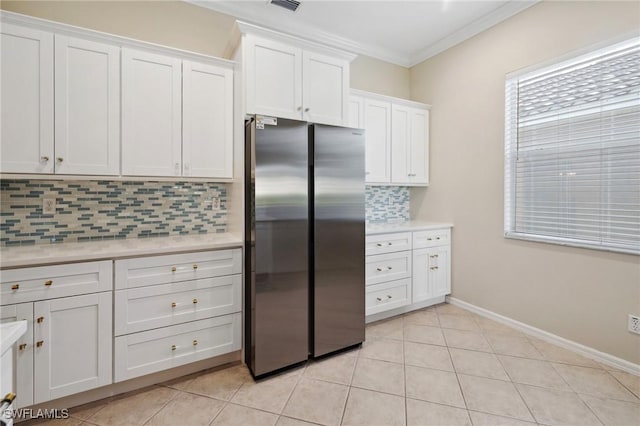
[407,0,539,67]
[187,0,539,68]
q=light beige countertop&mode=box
[0,233,243,269]
[366,220,453,235]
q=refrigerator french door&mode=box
[245,116,365,378]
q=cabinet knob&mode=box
[41,156,49,162]
[304,108,310,112]
[388,242,393,246]
[436,237,441,240]
[387,295,392,299]
[376,297,383,302]
[376,268,383,272]
[56,157,64,162]
[192,264,198,270]
[171,345,176,351]
[193,298,198,304]
[387,266,393,270]
[376,243,383,247]
[297,106,302,111]
[11,284,19,291]
[192,339,198,346]
[171,302,177,308]
[171,266,177,272]
[44,280,53,286]
[18,343,27,351]
[427,238,432,241]
[36,316,44,324]
[36,340,44,348]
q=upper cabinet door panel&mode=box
[54,36,120,176]
[246,35,302,120]
[410,108,429,185]
[302,51,348,126]
[183,61,233,178]
[122,48,182,177]
[1,24,54,173]
[391,104,411,184]
[363,99,391,183]
[348,96,364,129]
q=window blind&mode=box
[505,38,640,255]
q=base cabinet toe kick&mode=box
[0,247,242,410]
[365,226,452,321]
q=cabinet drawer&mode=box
[366,279,411,316]
[366,232,412,255]
[413,228,451,249]
[115,274,241,335]
[114,313,241,382]
[115,249,241,289]
[1,261,112,305]
[366,251,411,286]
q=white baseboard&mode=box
[366,296,445,324]
[447,297,640,376]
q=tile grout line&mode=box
[493,346,538,424]
[140,386,182,426]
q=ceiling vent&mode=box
[270,0,301,12]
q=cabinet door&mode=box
[391,104,411,184]
[245,35,302,120]
[0,303,34,409]
[55,36,120,175]
[1,24,54,173]
[183,61,233,178]
[348,96,364,129]
[412,248,431,303]
[122,48,182,176]
[302,51,348,126]
[429,246,450,297]
[409,108,429,185]
[34,292,112,403]
[363,99,391,183]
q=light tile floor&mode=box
[25,303,640,426]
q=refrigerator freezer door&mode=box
[312,124,366,357]
[246,117,310,377]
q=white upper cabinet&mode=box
[353,90,430,186]
[391,104,429,185]
[183,60,234,178]
[239,26,354,126]
[1,23,54,174]
[122,48,182,177]
[55,36,120,175]
[245,35,302,120]
[302,50,349,126]
[363,98,392,184]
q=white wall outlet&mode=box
[42,197,56,214]
[211,197,221,211]
[629,315,640,335]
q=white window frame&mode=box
[504,36,640,255]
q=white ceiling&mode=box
[188,0,538,67]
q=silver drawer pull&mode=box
[430,266,439,270]
[427,238,432,241]
[376,268,383,272]
[376,297,383,301]
[387,266,393,270]
[387,295,392,299]
[376,243,383,247]
[387,242,392,246]
[436,237,441,240]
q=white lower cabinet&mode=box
[0,261,113,407]
[34,292,112,403]
[114,313,241,382]
[365,227,451,318]
[113,248,243,383]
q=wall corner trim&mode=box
[447,296,640,376]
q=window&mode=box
[505,38,640,255]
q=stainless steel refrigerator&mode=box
[245,116,365,378]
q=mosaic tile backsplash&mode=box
[366,186,410,223]
[0,180,227,246]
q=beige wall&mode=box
[351,55,411,99]
[1,1,410,97]
[410,1,640,363]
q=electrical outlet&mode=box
[211,197,221,211]
[629,315,640,335]
[42,197,56,214]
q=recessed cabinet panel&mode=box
[183,61,233,178]
[0,24,54,174]
[410,109,429,184]
[302,50,348,126]
[122,48,182,176]
[391,105,411,183]
[0,303,34,409]
[364,99,391,183]
[246,35,302,120]
[34,292,112,403]
[348,96,364,129]
[55,36,120,175]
